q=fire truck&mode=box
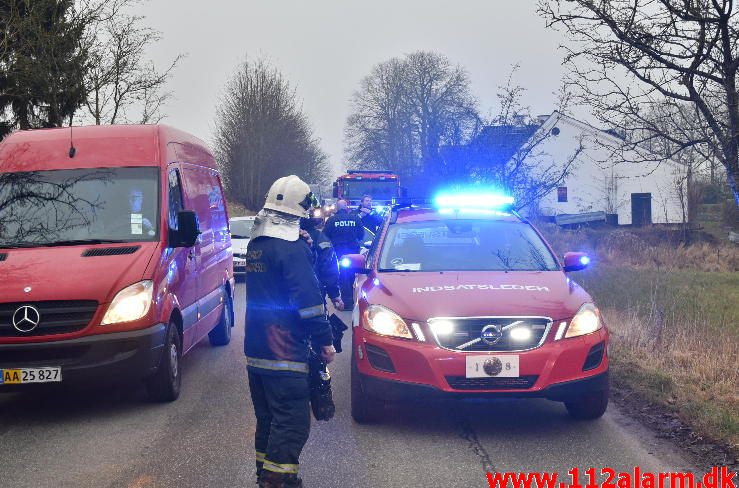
[332,170,403,208]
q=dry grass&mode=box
[605,306,739,447]
[539,224,739,272]
[227,201,255,218]
[538,224,739,448]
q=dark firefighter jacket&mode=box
[245,236,333,376]
[306,227,341,300]
[355,208,383,234]
[324,209,364,253]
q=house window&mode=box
[557,187,568,203]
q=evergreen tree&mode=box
[0,0,87,138]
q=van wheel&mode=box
[351,352,384,424]
[565,388,609,420]
[209,290,233,346]
[146,322,182,402]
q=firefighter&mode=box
[245,175,336,488]
[355,194,383,233]
[323,199,363,310]
[300,215,344,312]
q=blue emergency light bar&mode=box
[433,192,515,210]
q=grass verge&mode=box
[539,224,739,458]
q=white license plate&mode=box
[0,367,62,385]
[465,355,519,378]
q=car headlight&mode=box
[364,305,413,339]
[101,280,154,325]
[565,303,602,338]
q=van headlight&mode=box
[565,303,602,338]
[101,280,154,325]
[364,305,412,339]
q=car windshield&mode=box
[0,167,160,248]
[230,219,254,239]
[342,180,397,200]
[378,219,559,272]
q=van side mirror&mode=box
[563,252,591,272]
[171,210,200,248]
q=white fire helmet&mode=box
[263,175,313,218]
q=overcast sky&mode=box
[135,0,568,173]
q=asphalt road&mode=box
[0,283,695,488]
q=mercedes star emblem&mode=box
[12,305,41,333]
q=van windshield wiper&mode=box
[377,268,420,273]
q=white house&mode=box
[519,112,687,225]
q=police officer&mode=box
[245,175,335,488]
[323,200,363,309]
[355,194,383,233]
[300,214,344,312]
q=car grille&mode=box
[429,317,551,352]
[446,375,539,390]
[0,301,98,337]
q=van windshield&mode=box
[378,220,559,272]
[0,167,160,248]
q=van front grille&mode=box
[0,301,98,337]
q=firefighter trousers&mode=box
[248,370,311,477]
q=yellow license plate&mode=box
[0,367,62,385]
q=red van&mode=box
[342,194,609,423]
[0,125,234,401]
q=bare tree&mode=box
[463,69,584,211]
[82,0,182,125]
[539,0,739,206]
[345,51,479,177]
[214,57,329,211]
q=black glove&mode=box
[308,349,335,421]
[329,313,348,353]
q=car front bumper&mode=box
[354,326,609,402]
[0,324,167,389]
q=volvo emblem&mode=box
[483,357,503,376]
[480,324,503,346]
[12,305,41,333]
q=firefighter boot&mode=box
[258,471,304,488]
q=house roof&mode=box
[468,124,540,162]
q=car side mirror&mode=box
[563,252,591,272]
[171,210,200,248]
[339,253,370,274]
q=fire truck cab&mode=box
[332,170,403,208]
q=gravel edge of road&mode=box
[611,381,739,471]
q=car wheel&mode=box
[565,388,609,420]
[209,289,233,347]
[146,322,182,402]
[351,350,384,423]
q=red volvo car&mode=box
[342,194,608,423]
[0,125,234,401]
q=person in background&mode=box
[300,214,343,312]
[355,194,383,233]
[323,200,364,310]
